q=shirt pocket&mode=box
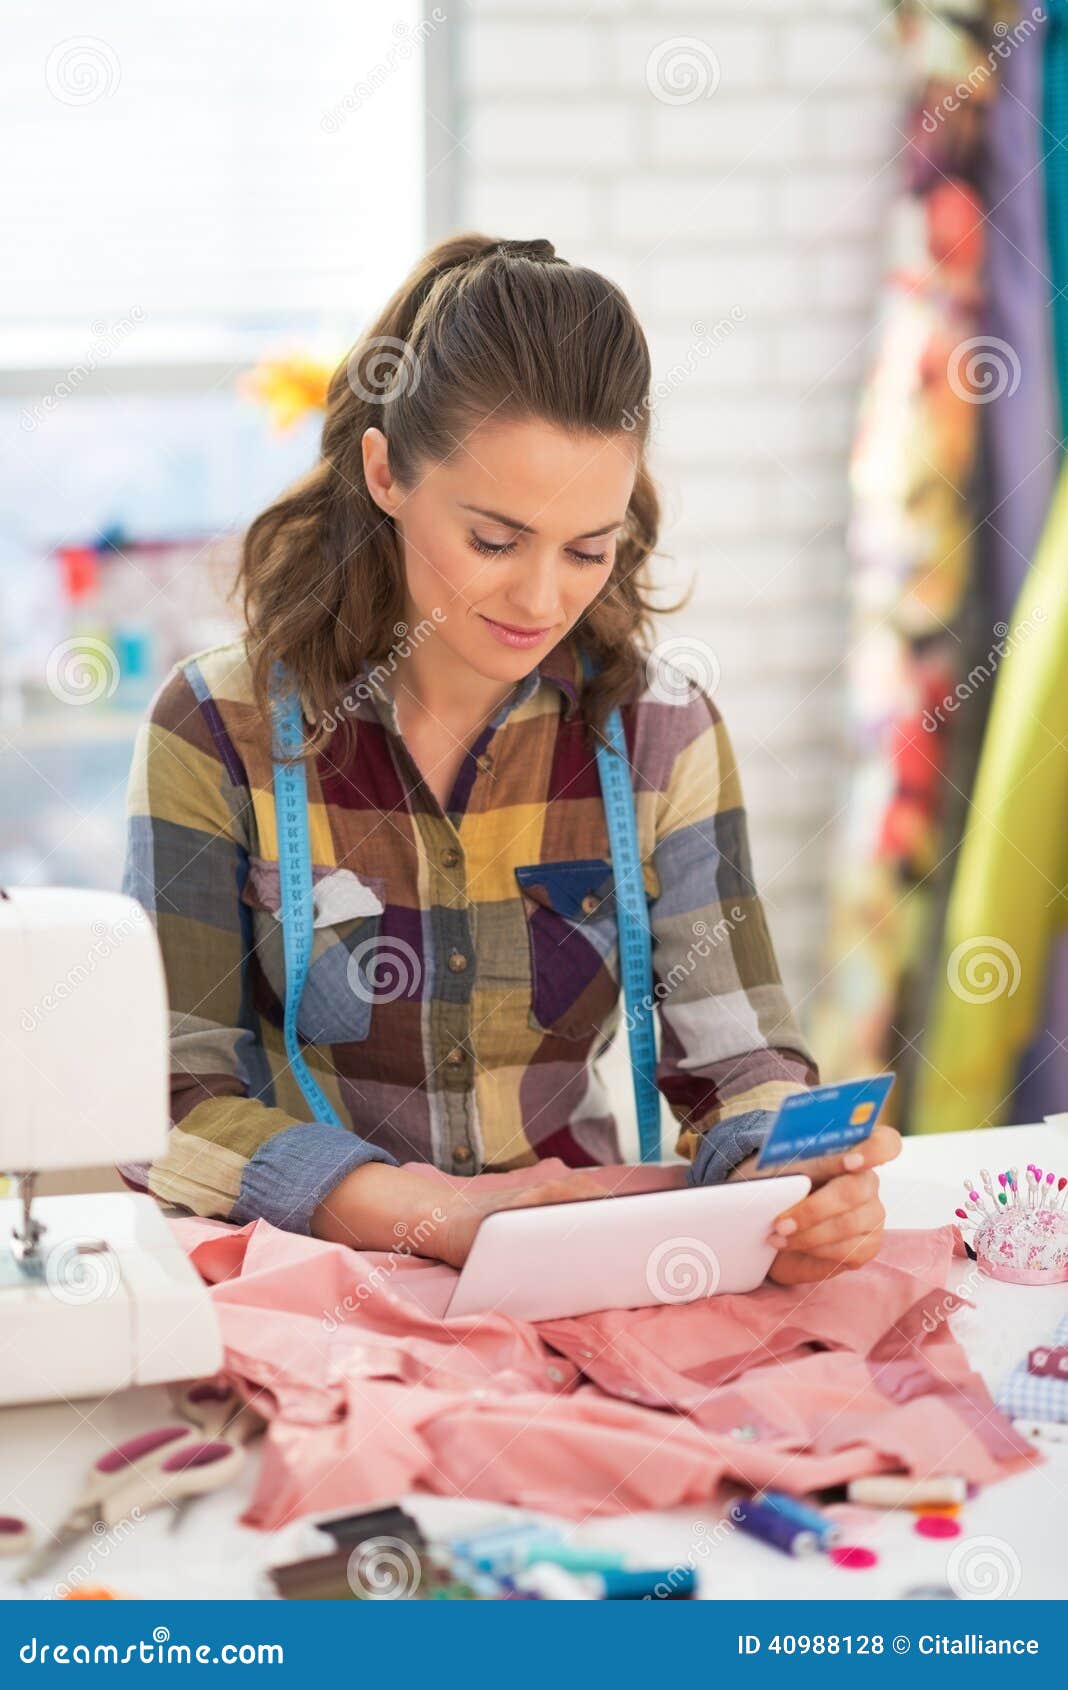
[240,856,388,1045]
[513,857,622,1042]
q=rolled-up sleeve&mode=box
[646,683,819,1177]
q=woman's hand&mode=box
[311,1160,606,1270]
[433,1171,606,1269]
[729,1123,902,1285]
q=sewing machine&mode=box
[0,886,222,1406]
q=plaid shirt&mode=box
[119,633,817,1232]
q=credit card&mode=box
[754,1074,895,1171]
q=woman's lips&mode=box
[478,614,554,649]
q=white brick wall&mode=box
[445,0,902,1014]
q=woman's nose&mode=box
[505,553,565,622]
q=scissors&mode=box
[15,1378,263,1584]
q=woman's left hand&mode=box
[745,1123,903,1285]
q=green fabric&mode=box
[1046,0,1068,441]
[914,455,1068,1132]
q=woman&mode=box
[120,232,899,1283]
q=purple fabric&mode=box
[981,11,1068,1123]
[982,7,1058,617]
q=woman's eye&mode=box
[469,533,518,557]
[567,548,608,567]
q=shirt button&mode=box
[447,951,468,973]
[581,893,600,916]
[440,847,460,868]
[730,1423,759,1442]
[445,1046,467,1067]
[453,1145,473,1164]
[476,753,494,774]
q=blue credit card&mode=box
[754,1074,895,1171]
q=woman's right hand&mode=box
[431,1171,606,1269]
[311,1160,605,1268]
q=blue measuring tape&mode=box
[578,648,661,1163]
[269,650,661,1161]
[269,661,346,1130]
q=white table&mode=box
[2,1124,1066,1601]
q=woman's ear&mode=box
[362,426,398,517]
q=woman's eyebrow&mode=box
[459,502,625,540]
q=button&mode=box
[447,951,468,973]
[445,1046,467,1067]
[580,892,600,916]
[729,1423,759,1442]
[546,1366,566,1384]
[440,846,460,868]
[453,1145,472,1164]
[476,753,494,774]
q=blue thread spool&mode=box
[758,1489,841,1548]
[733,1497,820,1557]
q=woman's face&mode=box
[362,417,638,683]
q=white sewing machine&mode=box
[0,886,222,1406]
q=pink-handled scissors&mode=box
[16,1379,260,1584]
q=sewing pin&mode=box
[1056,1176,1068,1211]
[1009,1168,1019,1205]
[980,1168,996,1204]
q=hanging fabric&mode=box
[809,0,1011,1126]
[915,452,1068,1132]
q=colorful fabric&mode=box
[810,0,1008,1118]
[168,1184,1035,1530]
[915,455,1068,1131]
[982,1,1068,1124]
[118,634,816,1230]
[1045,0,1068,438]
[997,1315,1068,1423]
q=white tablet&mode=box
[445,1173,811,1323]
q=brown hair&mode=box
[238,232,669,755]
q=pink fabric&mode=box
[168,1160,1037,1530]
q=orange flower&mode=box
[238,350,339,431]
